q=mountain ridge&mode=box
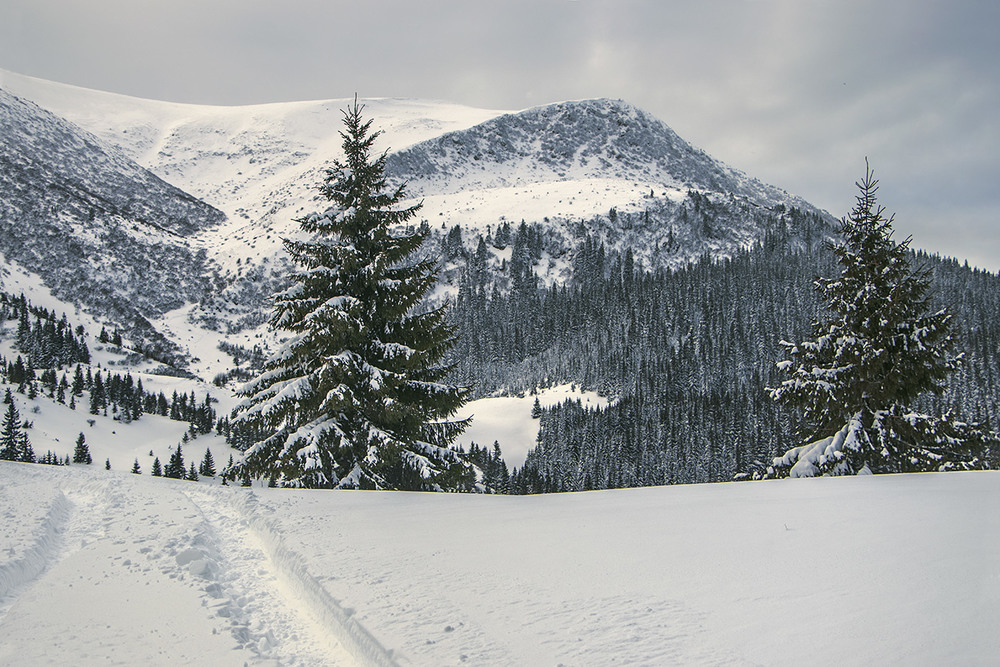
[387,97,819,215]
[1,68,835,378]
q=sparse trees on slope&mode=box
[231,99,470,489]
[764,164,994,477]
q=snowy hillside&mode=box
[0,87,224,282]
[0,68,828,276]
[385,98,818,226]
[0,68,836,377]
[2,460,997,665]
[0,87,228,363]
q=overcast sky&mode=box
[2,0,998,271]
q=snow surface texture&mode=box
[1,462,998,665]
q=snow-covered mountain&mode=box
[0,68,833,377]
[0,87,227,363]
[386,97,816,211]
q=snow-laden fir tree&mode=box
[763,163,994,477]
[231,99,471,490]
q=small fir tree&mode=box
[187,462,199,481]
[19,434,35,464]
[131,458,141,474]
[73,432,92,465]
[1,401,23,461]
[199,447,216,477]
[763,163,993,477]
[105,458,111,470]
[221,453,235,483]
[165,443,185,479]
[231,99,470,489]
[151,457,163,477]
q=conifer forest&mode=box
[440,218,1000,492]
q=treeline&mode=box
[442,221,1000,493]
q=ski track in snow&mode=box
[0,482,71,612]
[183,485,393,666]
[0,465,359,665]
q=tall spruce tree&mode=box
[764,163,992,477]
[231,99,470,489]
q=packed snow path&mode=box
[183,486,396,666]
[0,466,363,666]
[2,462,1000,665]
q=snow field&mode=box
[0,464,357,665]
[259,471,1000,666]
[189,487,397,666]
[1,461,999,665]
[0,465,255,665]
[454,383,611,468]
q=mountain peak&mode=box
[386,97,816,217]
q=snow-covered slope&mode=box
[0,68,509,267]
[1,460,997,665]
[0,68,834,378]
[0,86,227,362]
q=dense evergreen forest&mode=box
[441,216,1000,493]
[6,207,997,494]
